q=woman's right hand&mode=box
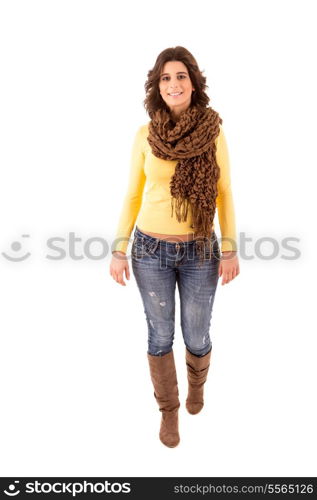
[109,251,130,286]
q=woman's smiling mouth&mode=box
[168,92,183,97]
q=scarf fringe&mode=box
[171,196,215,238]
[170,196,217,267]
[171,196,189,222]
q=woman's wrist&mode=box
[221,250,237,259]
[112,250,127,257]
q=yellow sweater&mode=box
[112,123,237,254]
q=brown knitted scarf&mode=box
[147,104,222,263]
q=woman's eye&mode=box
[161,75,186,81]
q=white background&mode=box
[0,0,316,477]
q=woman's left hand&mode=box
[218,251,240,285]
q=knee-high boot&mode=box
[147,350,180,447]
[185,347,212,415]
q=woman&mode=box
[109,46,240,448]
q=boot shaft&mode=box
[147,350,180,412]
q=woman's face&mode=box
[158,60,195,117]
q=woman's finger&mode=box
[222,273,229,285]
[118,271,126,286]
[125,265,130,280]
[225,270,233,284]
[218,263,223,277]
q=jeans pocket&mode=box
[132,235,158,259]
[195,235,220,260]
[132,236,146,258]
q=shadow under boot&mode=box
[185,347,212,415]
[147,350,180,448]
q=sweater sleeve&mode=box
[112,126,146,254]
[215,125,238,252]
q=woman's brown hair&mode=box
[143,46,210,118]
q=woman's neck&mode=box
[170,104,191,122]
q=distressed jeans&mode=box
[131,226,221,357]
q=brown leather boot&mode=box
[147,350,180,448]
[185,347,212,415]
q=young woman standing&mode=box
[110,46,239,448]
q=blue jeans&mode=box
[131,226,221,357]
